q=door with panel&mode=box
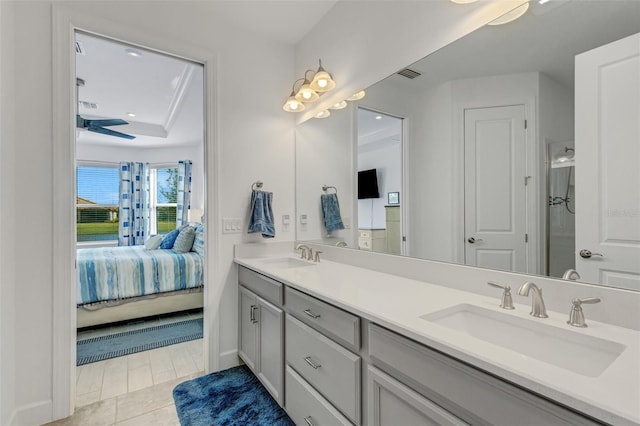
[464,105,528,273]
[575,32,640,291]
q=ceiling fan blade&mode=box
[84,118,129,127]
[87,126,136,140]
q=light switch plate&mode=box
[300,214,308,224]
[222,217,242,234]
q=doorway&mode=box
[356,107,404,255]
[73,30,206,406]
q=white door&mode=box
[575,33,640,291]
[464,105,527,273]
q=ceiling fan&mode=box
[76,78,136,140]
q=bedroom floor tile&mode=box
[75,339,204,407]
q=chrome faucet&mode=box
[517,281,548,318]
[295,244,310,260]
[567,297,601,327]
[314,251,322,262]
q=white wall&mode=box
[295,105,356,246]
[1,1,295,423]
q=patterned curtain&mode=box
[118,162,150,246]
[176,160,193,227]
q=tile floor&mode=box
[44,311,204,425]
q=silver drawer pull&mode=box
[304,356,321,369]
[250,305,258,323]
[304,416,315,426]
[304,309,321,319]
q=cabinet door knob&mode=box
[303,309,321,319]
[304,356,321,369]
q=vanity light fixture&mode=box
[330,100,348,110]
[126,112,136,117]
[283,78,307,112]
[295,71,320,103]
[346,90,366,101]
[315,110,331,119]
[309,59,336,92]
[488,2,530,25]
[283,59,335,113]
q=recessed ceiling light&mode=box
[126,112,136,117]
[125,48,142,57]
[375,115,382,120]
[539,0,551,4]
[488,2,529,25]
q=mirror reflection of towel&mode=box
[248,190,275,238]
[321,193,345,234]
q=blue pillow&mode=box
[160,228,181,249]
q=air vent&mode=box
[75,41,85,55]
[78,100,98,110]
[397,68,421,79]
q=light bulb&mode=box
[317,79,328,88]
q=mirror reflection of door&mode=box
[575,33,640,291]
[464,105,527,273]
[357,108,404,255]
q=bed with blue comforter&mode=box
[77,245,204,306]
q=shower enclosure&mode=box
[546,141,576,278]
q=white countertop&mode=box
[235,253,640,426]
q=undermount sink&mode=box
[258,257,316,269]
[421,304,625,377]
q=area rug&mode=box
[173,365,294,426]
[77,318,203,365]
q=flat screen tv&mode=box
[358,168,380,199]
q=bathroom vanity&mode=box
[235,245,639,426]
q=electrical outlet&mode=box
[300,214,308,225]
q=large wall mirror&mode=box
[295,0,640,291]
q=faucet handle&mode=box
[487,281,515,310]
[314,251,322,262]
[567,297,601,327]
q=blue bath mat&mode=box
[173,365,294,426]
[77,318,203,365]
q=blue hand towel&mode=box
[321,193,345,234]
[248,190,275,238]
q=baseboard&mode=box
[218,349,240,371]
[9,399,52,426]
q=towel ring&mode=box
[252,181,264,191]
[322,185,337,194]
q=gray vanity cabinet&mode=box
[238,267,284,406]
[367,365,468,426]
[368,324,602,426]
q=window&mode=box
[76,165,120,242]
[150,166,178,234]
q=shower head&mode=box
[551,147,575,168]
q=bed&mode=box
[76,245,204,328]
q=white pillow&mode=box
[144,234,164,250]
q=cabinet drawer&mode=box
[285,286,360,351]
[286,315,361,425]
[238,265,283,306]
[286,365,353,426]
[368,324,601,426]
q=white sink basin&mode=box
[421,304,625,377]
[258,257,316,269]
